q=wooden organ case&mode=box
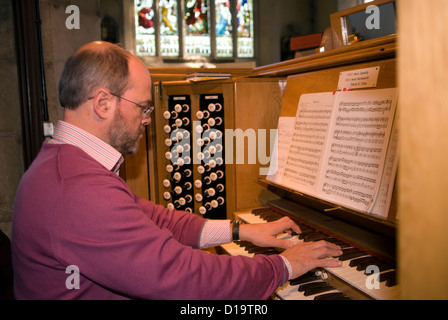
[218,1,400,300]
[120,0,405,300]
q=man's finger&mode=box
[310,240,342,251]
[312,246,343,259]
[276,216,302,235]
[314,258,343,269]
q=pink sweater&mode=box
[12,143,286,299]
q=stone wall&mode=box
[0,0,101,238]
[0,0,23,238]
[40,0,102,124]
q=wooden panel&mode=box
[398,0,448,300]
[253,35,396,77]
[232,79,286,211]
[148,67,253,83]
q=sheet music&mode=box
[371,109,399,218]
[318,88,398,214]
[282,92,335,191]
[267,88,399,218]
[266,117,295,182]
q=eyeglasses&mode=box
[109,92,154,118]
[88,92,154,118]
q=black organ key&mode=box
[251,209,283,222]
[246,247,270,254]
[298,282,334,296]
[238,241,252,247]
[314,292,351,300]
[262,215,282,222]
[325,238,351,249]
[305,285,335,296]
[303,232,329,242]
[237,241,279,256]
[363,262,393,274]
[296,224,317,237]
[298,230,316,241]
[385,273,397,287]
[298,281,325,292]
[339,249,367,261]
[375,268,398,287]
[349,256,379,270]
[289,272,320,286]
[378,270,396,284]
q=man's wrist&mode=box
[279,255,293,281]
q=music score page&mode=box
[267,88,398,218]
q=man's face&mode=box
[107,58,152,155]
[108,104,144,155]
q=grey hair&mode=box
[58,43,133,109]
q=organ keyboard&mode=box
[220,202,400,300]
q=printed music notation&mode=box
[267,88,399,218]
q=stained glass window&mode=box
[236,0,253,58]
[160,0,179,56]
[134,0,254,60]
[184,0,210,56]
[215,0,233,57]
[135,0,156,56]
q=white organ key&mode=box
[220,242,254,258]
[238,213,267,224]
[276,281,341,301]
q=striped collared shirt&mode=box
[48,120,124,174]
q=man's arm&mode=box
[136,195,205,248]
[198,216,343,281]
[199,216,302,249]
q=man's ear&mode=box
[91,89,114,119]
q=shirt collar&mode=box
[49,120,124,174]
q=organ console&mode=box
[118,0,407,300]
[150,77,285,219]
[219,203,399,300]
